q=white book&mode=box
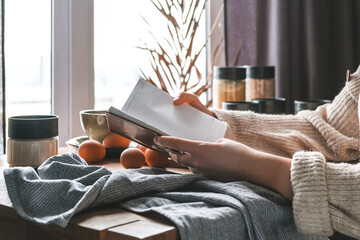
[106,80,228,154]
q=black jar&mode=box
[252,98,286,114]
[222,101,259,112]
[294,99,331,114]
[7,115,59,167]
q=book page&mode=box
[120,80,227,142]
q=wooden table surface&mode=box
[0,147,182,240]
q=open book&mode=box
[106,80,228,155]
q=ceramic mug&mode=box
[80,110,110,142]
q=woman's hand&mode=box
[174,92,216,117]
[155,136,293,200]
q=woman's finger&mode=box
[173,92,198,105]
[173,92,216,117]
[169,152,199,173]
[169,151,193,166]
[154,136,200,153]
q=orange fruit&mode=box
[144,148,170,168]
[102,132,130,148]
[78,139,106,163]
[136,144,147,153]
[120,148,145,169]
[144,148,186,168]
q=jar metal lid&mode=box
[245,66,275,79]
[222,101,259,112]
[214,66,246,81]
[8,115,59,139]
[252,98,286,114]
[294,99,331,114]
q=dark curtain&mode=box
[225,0,360,113]
[0,0,4,153]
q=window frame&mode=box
[52,0,94,146]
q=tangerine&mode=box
[78,139,106,163]
[136,144,147,153]
[102,132,130,148]
[144,148,170,168]
[120,148,145,169]
[144,148,186,168]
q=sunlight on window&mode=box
[94,0,206,110]
[5,0,51,117]
[94,0,151,110]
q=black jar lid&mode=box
[252,98,286,114]
[214,66,246,81]
[222,101,259,112]
[294,99,332,114]
[245,66,275,79]
[8,115,59,139]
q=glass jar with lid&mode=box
[245,66,275,101]
[7,115,59,167]
[213,66,246,109]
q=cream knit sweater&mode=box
[213,65,360,238]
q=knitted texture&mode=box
[291,152,333,236]
[298,65,360,161]
[291,151,360,238]
[214,65,360,237]
[213,110,324,158]
[290,67,360,237]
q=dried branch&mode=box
[137,0,230,106]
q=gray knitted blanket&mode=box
[3,152,326,240]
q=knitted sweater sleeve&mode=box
[291,152,360,238]
[213,109,325,158]
[290,67,360,238]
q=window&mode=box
[94,0,147,110]
[3,0,213,149]
[5,0,51,116]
